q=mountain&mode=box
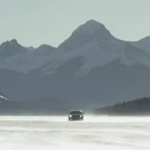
[0,43,60,73]
[58,20,118,51]
[131,36,150,54]
[0,39,28,57]
[94,97,150,115]
[0,20,150,113]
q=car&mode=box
[68,110,84,121]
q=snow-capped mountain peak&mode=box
[76,19,105,36]
[1,20,150,108]
[0,20,150,75]
[86,19,104,26]
[58,20,117,51]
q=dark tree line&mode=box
[94,97,150,116]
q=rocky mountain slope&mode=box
[0,20,150,112]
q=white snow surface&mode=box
[0,116,150,150]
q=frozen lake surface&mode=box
[0,116,150,150]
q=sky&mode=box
[0,0,150,48]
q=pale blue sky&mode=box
[0,0,150,47]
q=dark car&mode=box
[68,110,84,121]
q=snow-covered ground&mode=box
[0,116,150,150]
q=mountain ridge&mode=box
[0,39,28,57]
[0,19,150,111]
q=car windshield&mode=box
[70,111,82,114]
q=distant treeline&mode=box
[94,97,150,116]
